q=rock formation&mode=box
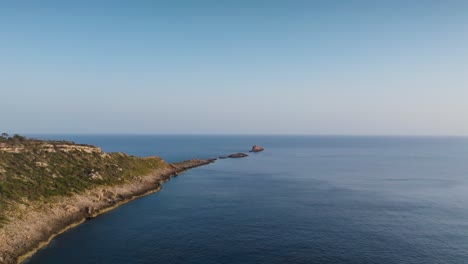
[250,145,264,152]
[0,135,216,264]
[227,153,249,158]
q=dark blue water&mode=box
[25,136,468,264]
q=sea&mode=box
[24,135,468,264]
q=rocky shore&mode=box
[0,159,214,264]
[0,136,263,263]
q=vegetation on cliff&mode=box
[0,135,169,227]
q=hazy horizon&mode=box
[1,1,468,135]
[18,133,468,138]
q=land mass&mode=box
[0,135,214,263]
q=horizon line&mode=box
[17,133,468,138]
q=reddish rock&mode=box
[250,145,264,152]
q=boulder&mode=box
[250,145,264,152]
[88,170,103,180]
[85,206,96,215]
[35,161,48,167]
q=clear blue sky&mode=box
[1,1,467,135]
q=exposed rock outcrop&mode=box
[0,145,25,153]
[88,170,103,180]
[250,145,264,152]
[85,206,96,215]
[63,205,80,213]
[0,141,106,156]
[227,153,249,158]
[35,162,48,168]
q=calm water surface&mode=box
[25,136,468,264]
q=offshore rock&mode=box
[228,153,248,158]
[250,145,264,152]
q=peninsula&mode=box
[0,135,214,263]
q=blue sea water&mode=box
[25,136,468,264]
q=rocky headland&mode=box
[0,135,264,263]
[0,135,214,263]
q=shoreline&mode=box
[0,159,214,264]
[17,185,164,264]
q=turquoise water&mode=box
[25,136,468,263]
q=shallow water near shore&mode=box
[25,135,468,264]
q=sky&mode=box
[1,0,468,135]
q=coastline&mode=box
[0,159,214,264]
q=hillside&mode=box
[0,135,167,224]
[0,135,213,263]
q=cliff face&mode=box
[0,137,214,263]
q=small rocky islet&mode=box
[220,145,264,159]
[250,145,264,152]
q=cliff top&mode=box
[0,134,99,154]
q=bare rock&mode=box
[250,145,264,152]
[228,153,248,158]
[85,206,96,215]
[88,170,103,180]
[63,205,80,213]
[101,189,116,200]
[35,161,48,167]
